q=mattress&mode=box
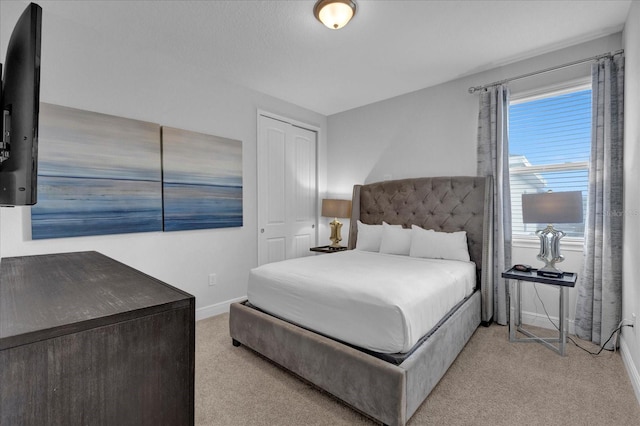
[247,250,476,354]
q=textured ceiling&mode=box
[1,0,632,115]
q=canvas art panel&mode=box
[161,127,243,231]
[31,103,163,239]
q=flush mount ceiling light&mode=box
[313,0,357,30]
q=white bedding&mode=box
[247,250,476,354]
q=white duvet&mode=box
[247,250,476,354]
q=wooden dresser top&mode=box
[0,251,193,350]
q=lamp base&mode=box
[329,218,343,248]
[535,224,566,278]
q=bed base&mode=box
[229,290,481,426]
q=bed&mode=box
[229,176,493,425]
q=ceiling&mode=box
[4,0,633,116]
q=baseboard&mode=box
[520,310,576,335]
[196,296,246,321]
[620,336,640,406]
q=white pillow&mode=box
[409,224,471,262]
[355,221,400,252]
[379,222,412,256]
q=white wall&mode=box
[622,0,640,402]
[327,33,621,186]
[0,1,327,319]
[327,34,622,330]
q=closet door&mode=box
[257,114,317,265]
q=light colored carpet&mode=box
[195,313,640,425]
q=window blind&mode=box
[509,88,591,238]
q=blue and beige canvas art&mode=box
[31,103,163,239]
[161,127,243,231]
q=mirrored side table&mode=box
[502,267,577,356]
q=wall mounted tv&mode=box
[0,2,42,206]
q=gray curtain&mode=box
[477,85,512,325]
[575,55,624,349]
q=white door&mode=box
[257,114,317,265]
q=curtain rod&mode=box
[467,49,624,94]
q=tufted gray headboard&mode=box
[347,176,494,322]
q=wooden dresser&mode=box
[0,251,195,425]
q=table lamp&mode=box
[321,199,352,248]
[522,191,583,278]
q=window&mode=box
[509,83,591,238]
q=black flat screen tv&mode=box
[0,2,42,206]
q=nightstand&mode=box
[310,245,347,254]
[502,267,577,356]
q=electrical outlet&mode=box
[208,273,217,287]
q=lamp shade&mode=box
[522,191,583,224]
[313,0,357,30]
[321,199,352,218]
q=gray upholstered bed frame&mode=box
[229,176,493,425]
